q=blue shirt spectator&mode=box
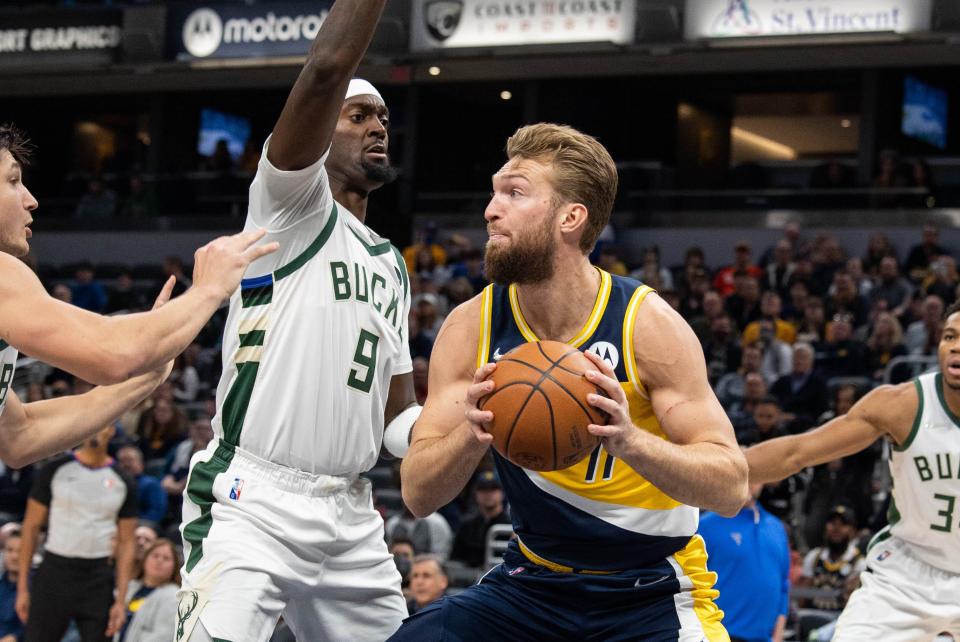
[117,446,167,527]
[69,263,108,313]
[699,486,790,642]
[0,531,23,641]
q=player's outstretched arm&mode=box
[267,0,388,171]
[585,293,749,516]
[401,297,492,517]
[745,382,913,484]
[0,230,277,385]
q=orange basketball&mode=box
[478,340,607,472]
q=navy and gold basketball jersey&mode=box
[476,269,699,572]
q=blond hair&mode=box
[506,123,617,253]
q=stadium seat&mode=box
[484,523,514,570]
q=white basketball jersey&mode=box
[212,139,412,475]
[0,340,17,417]
[875,372,960,573]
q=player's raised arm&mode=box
[746,383,913,484]
[267,0,388,171]
[0,230,277,385]
[585,293,749,516]
[401,297,494,517]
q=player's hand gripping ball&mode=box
[478,341,608,471]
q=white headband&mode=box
[345,78,383,103]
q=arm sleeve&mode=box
[118,471,140,519]
[28,457,65,507]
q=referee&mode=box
[16,424,138,642]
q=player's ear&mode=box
[558,202,589,238]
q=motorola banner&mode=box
[684,0,932,40]
[410,0,636,51]
[170,2,334,60]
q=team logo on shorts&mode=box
[507,566,526,576]
[876,549,892,562]
[229,477,244,500]
[424,0,463,42]
[177,591,199,640]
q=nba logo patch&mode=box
[876,550,892,562]
[229,478,244,500]
[508,566,526,576]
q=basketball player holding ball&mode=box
[394,123,749,641]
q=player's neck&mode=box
[330,182,369,224]
[940,376,960,417]
[514,260,600,343]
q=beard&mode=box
[484,212,556,286]
[361,157,398,185]
[827,538,849,557]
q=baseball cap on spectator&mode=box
[827,504,857,526]
[474,471,502,491]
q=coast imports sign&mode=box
[411,0,636,51]
[684,0,932,40]
[0,12,121,55]
[170,2,333,59]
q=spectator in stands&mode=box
[159,256,191,298]
[450,249,486,294]
[170,346,200,403]
[826,270,868,328]
[905,225,947,282]
[864,312,909,383]
[904,294,944,355]
[160,415,213,525]
[628,246,671,289]
[136,398,187,461]
[389,538,415,595]
[74,178,117,219]
[845,257,873,298]
[385,507,453,561]
[50,284,72,304]
[761,239,796,298]
[17,425,137,641]
[105,269,147,314]
[119,176,158,219]
[674,246,709,296]
[406,556,449,617]
[688,289,723,344]
[870,256,913,319]
[0,461,33,525]
[782,280,808,325]
[0,529,22,642]
[753,319,793,385]
[726,373,768,434]
[809,159,855,189]
[118,538,179,642]
[795,296,826,344]
[702,314,741,385]
[411,357,429,406]
[596,247,628,278]
[450,472,510,569]
[872,148,909,191]
[797,505,866,612]
[737,395,789,446]
[816,313,867,378]
[921,255,958,307]
[698,481,789,642]
[403,223,447,275]
[412,293,444,342]
[862,232,897,278]
[116,445,167,529]
[713,241,762,297]
[725,274,762,330]
[810,235,846,296]
[204,139,234,175]
[237,140,261,175]
[743,292,796,346]
[442,277,475,309]
[771,342,829,424]
[69,263,108,313]
[134,525,157,565]
[715,343,762,409]
[678,268,709,320]
[408,312,434,361]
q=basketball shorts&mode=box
[388,538,728,642]
[833,536,960,642]
[177,439,406,642]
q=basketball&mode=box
[478,341,607,472]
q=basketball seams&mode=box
[534,387,558,471]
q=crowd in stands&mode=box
[2,220,953,640]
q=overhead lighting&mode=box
[841,119,852,128]
[731,126,797,160]
[500,90,512,101]
[428,66,440,76]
